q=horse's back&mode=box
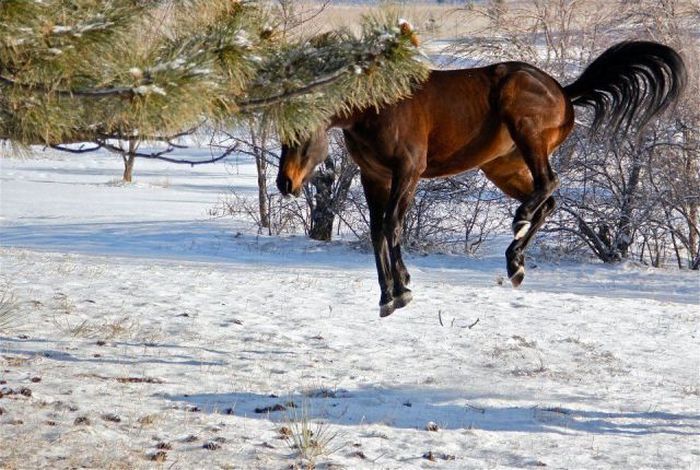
[343,62,571,178]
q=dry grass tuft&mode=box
[0,285,19,332]
[52,314,142,341]
[284,400,343,467]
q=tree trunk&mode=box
[122,140,137,183]
[255,153,270,229]
[689,202,699,269]
[251,126,270,230]
[615,153,642,259]
[308,135,358,242]
[309,158,335,241]
[685,127,699,269]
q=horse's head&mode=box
[276,130,329,197]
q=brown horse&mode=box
[276,41,686,317]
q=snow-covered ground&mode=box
[1,151,698,469]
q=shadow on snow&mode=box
[164,386,700,436]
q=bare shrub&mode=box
[403,174,508,254]
[0,285,19,332]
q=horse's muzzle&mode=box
[276,175,293,196]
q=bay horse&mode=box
[276,41,686,317]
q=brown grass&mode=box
[277,1,478,41]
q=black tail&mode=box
[565,41,687,135]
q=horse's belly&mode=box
[422,125,514,178]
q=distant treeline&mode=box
[310,1,471,4]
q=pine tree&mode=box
[0,1,428,151]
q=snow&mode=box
[129,67,143,79]
[151,58,186,73]
[1,150,698,468]
[133,84,167,97]
[51,25,73,34]
[235,32,252,48]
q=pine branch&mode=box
[0,75,136,97]
[237,67,349,111]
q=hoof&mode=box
[509,265,525,288]
[379,300,396,318]
[393,289,413,310]
[513,221,531,240]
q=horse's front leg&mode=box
[361,174,395,316]
[382,170,420,316]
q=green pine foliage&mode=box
[0,0,148,143]
[249,11,430,143]
[0,1,429,147]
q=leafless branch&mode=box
[49,144,101,154]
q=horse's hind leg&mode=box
[496,69,573,284]
[481,151,557,286]
[505,196,556,285]
[507,119,560,238]
[503,126,566,283]
[507,158,559,286]
[508,157,558,286]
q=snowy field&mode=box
[1,151,698,469]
